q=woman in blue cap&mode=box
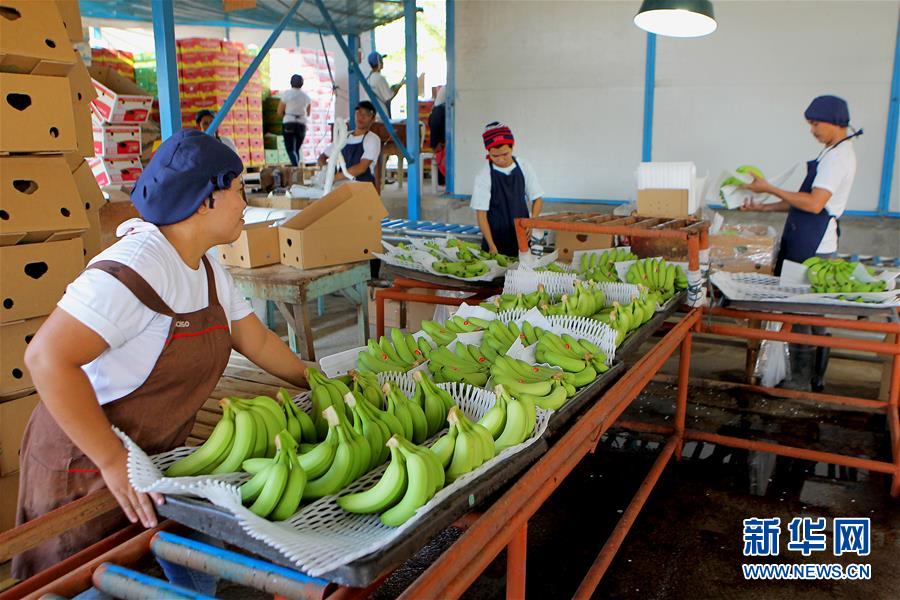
[742,95,862,391]
[13,130,309,593]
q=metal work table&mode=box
[227,262,371,361]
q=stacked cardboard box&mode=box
[177,38,266,168]
[91,47,136,81]
[0,0,101,530]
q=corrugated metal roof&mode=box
[80,0,405,35]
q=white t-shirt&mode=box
[365,71,392,119]
[812,140,856,254]
[57,225,253,405]
[324,132,381,176]
[469,158,545,212]
[281,88,311,124]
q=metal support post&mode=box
[877,15,900,214]
[506,524,527,600]
[675,332,692,459]
[404,0,421,219]
[348,34,360,129]
[445,0,456,194]
[641,32,656,162]
[313,0,412,161]
[151,0,180,139]
[207,0,306,136]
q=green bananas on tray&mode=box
[479,320,525,360]
[593,292,661,346]
[625,258,687,298]
[535,331,609,378]
[434,406,497,482]
[539,280,606,318]
[412,371,458,438]
[428,344,491,387]
[240,431,307,520]
[490,356,572,411]
[307,367,352,440]
[357,332,433,374]
[383,382,430,444]
[433,260,490,278]
[578,248,637,283]
[804,257,888,294]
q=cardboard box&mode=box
[88,157,142,187]
[0,238,84,323]
[0,393,38,475]
[555,231,614,262]
[278,182,386,269]
[636,189,691,219]
[82,205,102,263]
[0,0,75,77]
[89,65,152,124]
[0,73,76,154]
[218,220,280,268]
[69,53,98,158]
[92,123,141,158]
[54,0,85,43]
[1,318,46,397]
[1,471,18,531]
[0,156,90,245]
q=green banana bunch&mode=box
[350,370,385,406]
[479,320,523,360]
[578,248,637,282]
[302,405,372,500]
[495,285,552,312]
[165,401,237,477]
[536,281,606,318]
[443,315,492,334]
[536,263,567,273]
[277,388,317,444]
[490,356,567,405]
[433,260,489,278]
[444,407,496,482]
[420,320,458,346]
[491,385,536,452]
[625,258,686,298]
[307,367,351,441]
[594,292,660,346]
[804,257,888,293]
[383,382,430,444]
[240,431,308,520]
[477,250,514,267]
[357,332,430,374]
[344,391,397,471]
[428,344,491,387]
[535,331,609,377]
[337,436,408,515]
[479,298,501,313]
[412,371,457,438]
[379,436,445,526]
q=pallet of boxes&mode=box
[0,0,104,530]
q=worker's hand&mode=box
[743,175,771,194]
[488,242,499,254]
[99,447,164,528]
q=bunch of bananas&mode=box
[307,367,352,440]
[578,248,636,283]
[277,389,317,444]
[535,331,609,379]
[337,435,445,527]
[343,390,405,471]
[446,315,492,334]
[593,294,659,345]
[478,385,536,451]
[165,395,288,477]
[804,257,888,293]
[357,331,433,374]
[479,320,525,361]
[239,431,307,520]
[430,406,496,481]
[539,280,606,318]
[420,320,458,346]
[625,258,687,298]
[537,263,568,273]
[383,382,430,444]
[445,238,515,267]
[490,356,574,411]
[433,260,489,278]
[295,405,373,500]
[428,344,491,386]
[412,371,458,438]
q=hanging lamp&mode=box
[634,0,717,38]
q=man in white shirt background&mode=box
[365,52,404,121]
[318,100,381,187]
[277,74,312,166]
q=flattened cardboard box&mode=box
[0,73,76,154]
[0,238,84,323]
[278,183,387,269]
[218,220,280,268]
[636,189,692,219]
[0,317,45,397]
[0,392,39,476]
[0,0,74,76]
[54,0,86,43]
[68,52,97,158]
[0,156,89,246]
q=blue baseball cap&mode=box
[804,95,850,127]
[367,51,385,68]
[131,129,243,226]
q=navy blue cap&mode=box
[367,51,385,68]
[290,74,303,88]
[804,95,850,127]
[131,129,243,226]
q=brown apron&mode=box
[12,256,233,579]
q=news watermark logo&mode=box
[742,517,871,580]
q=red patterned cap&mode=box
[483,121,514,150]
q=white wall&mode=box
[454,1,899,213]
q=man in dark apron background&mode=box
[741,95,862,391]
[317,101,381,187]
[469,122,545,257]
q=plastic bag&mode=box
[754,321,790,387]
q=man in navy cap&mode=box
[14,130,310,592]
[742,95,862,391]
[365,51,404,120]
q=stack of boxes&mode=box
[0,0,104,530]
[91,47,136,81]
[177,38,266,168]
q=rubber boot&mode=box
[810,341,831,393]
[781,343,814,391]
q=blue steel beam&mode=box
[642,32,656,162]
[877,14,900,214]
[313,0,412,162]
[151,0,180,139]
[446,0,455,194]
[349,34,360,129]
[92,563,213,599]
[405,0,421,219]
[207,0,306,136]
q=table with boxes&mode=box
[0,0,107,531]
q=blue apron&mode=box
[482,158,529,257]
[341,133,376,185]
[774,133,858,275]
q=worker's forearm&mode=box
[252,330,309,388]
[768,188,818,212]
[761,199,790,212]
[476,212,496,250]
[532,198,543,218]
[30,361,123,470]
